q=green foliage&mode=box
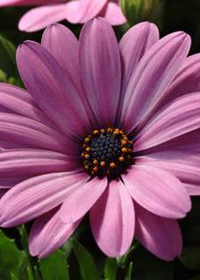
[39,250,70,280]
[73,239,100,280]
[104,258,117,280]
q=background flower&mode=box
[0,0,126,32]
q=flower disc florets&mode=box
[81,128,133,178]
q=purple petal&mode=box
[90,180,135,257]
[120,22,159,96]
[123,165,191,219]
[79,18,121,126]
[137,150,200,196]
[135,203,182,261]
[18,4,67,32]
[151,54,200,116]
[0,177,30,189]
[17,41,91,140]
[136,92,200,151]
[0,83,55,128]
[0,149,78,177]
[29,207,80,258]
[60,177,107,223]
[0,113,76,154]
[121,32,191,133]
[100,2,126,26]
[0,172,87,227]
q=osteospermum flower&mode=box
[0,0,126,32]
[1,18,200,260]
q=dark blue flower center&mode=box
[81,128,133,178]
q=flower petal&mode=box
[0,0,61,6]
[17,41,91,140]
[123,165,191,219]
[136,92,200,151]
[18,4,67,32]
[119,22,159,95]
[60,177,107,223]
[79,18,121,126]
[90,180,135,257]
[0,149,78,177]
[0,172,87,227]
[135,203,182,261]
[137,150,200,196]
[0,177,30,189]
[0,83,54,128]
[29,207,80,258]
[121,32,191,133]
[0,113,76,154]
[152,54,200,116]
[100,2,126,26]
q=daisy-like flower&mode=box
[0,18,200,261]
[0,0,126,32]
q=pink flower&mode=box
[0,0,126,32]
[0,18,199,261]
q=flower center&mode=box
[81,128,133,178]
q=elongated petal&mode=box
[123,165,191,219]
[0,172,87,227]
[29,208,80,258]
[17,41,91,139]
[79,18,121,126]
[152,54,200,115]
[0,177,30,189]
[60,177,107,223]
[121,32,191,133]
[136,92,200,151]
[41,24,79,85]
[0,83,54,128]
[0,149,77,177]
[19,4,67,32]
[135,203,182,261]
[0,0,61,6]
[90,180,135,257]
[120,22,159,95]
[0,113,76,154]
[137,150,200,196]
[100,2,126,26]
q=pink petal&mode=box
[41,24,96,125]
[123,165,191,219]
[18,4,67,32]
[60,177,107,223]
[120,22,159,95]
[0,83,54,128]
[136,92,200,151]
[135,203,182,261]
[79,18,121,126]
[137,150,200,196]
[0,177,30,189]
[41,24,79,86]
[0,113,76,154]
[0,149,78,177]
[17,41,91,139]
[152,54,200,116]
[121,32,191,133]
[100,2,126,26]
[0,172,87,227]
[0,0,62,6]
[66,0,107,24]
[29,207,80,258]
[90,180,135,257]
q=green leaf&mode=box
[125,262,133,280]
[104,258,117,280]
[39,250,70,280]
[73,240,100,280]
[180,247,200,270]
[11,273,19,280]
[0,230,24,280]
[0,33,17,77]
